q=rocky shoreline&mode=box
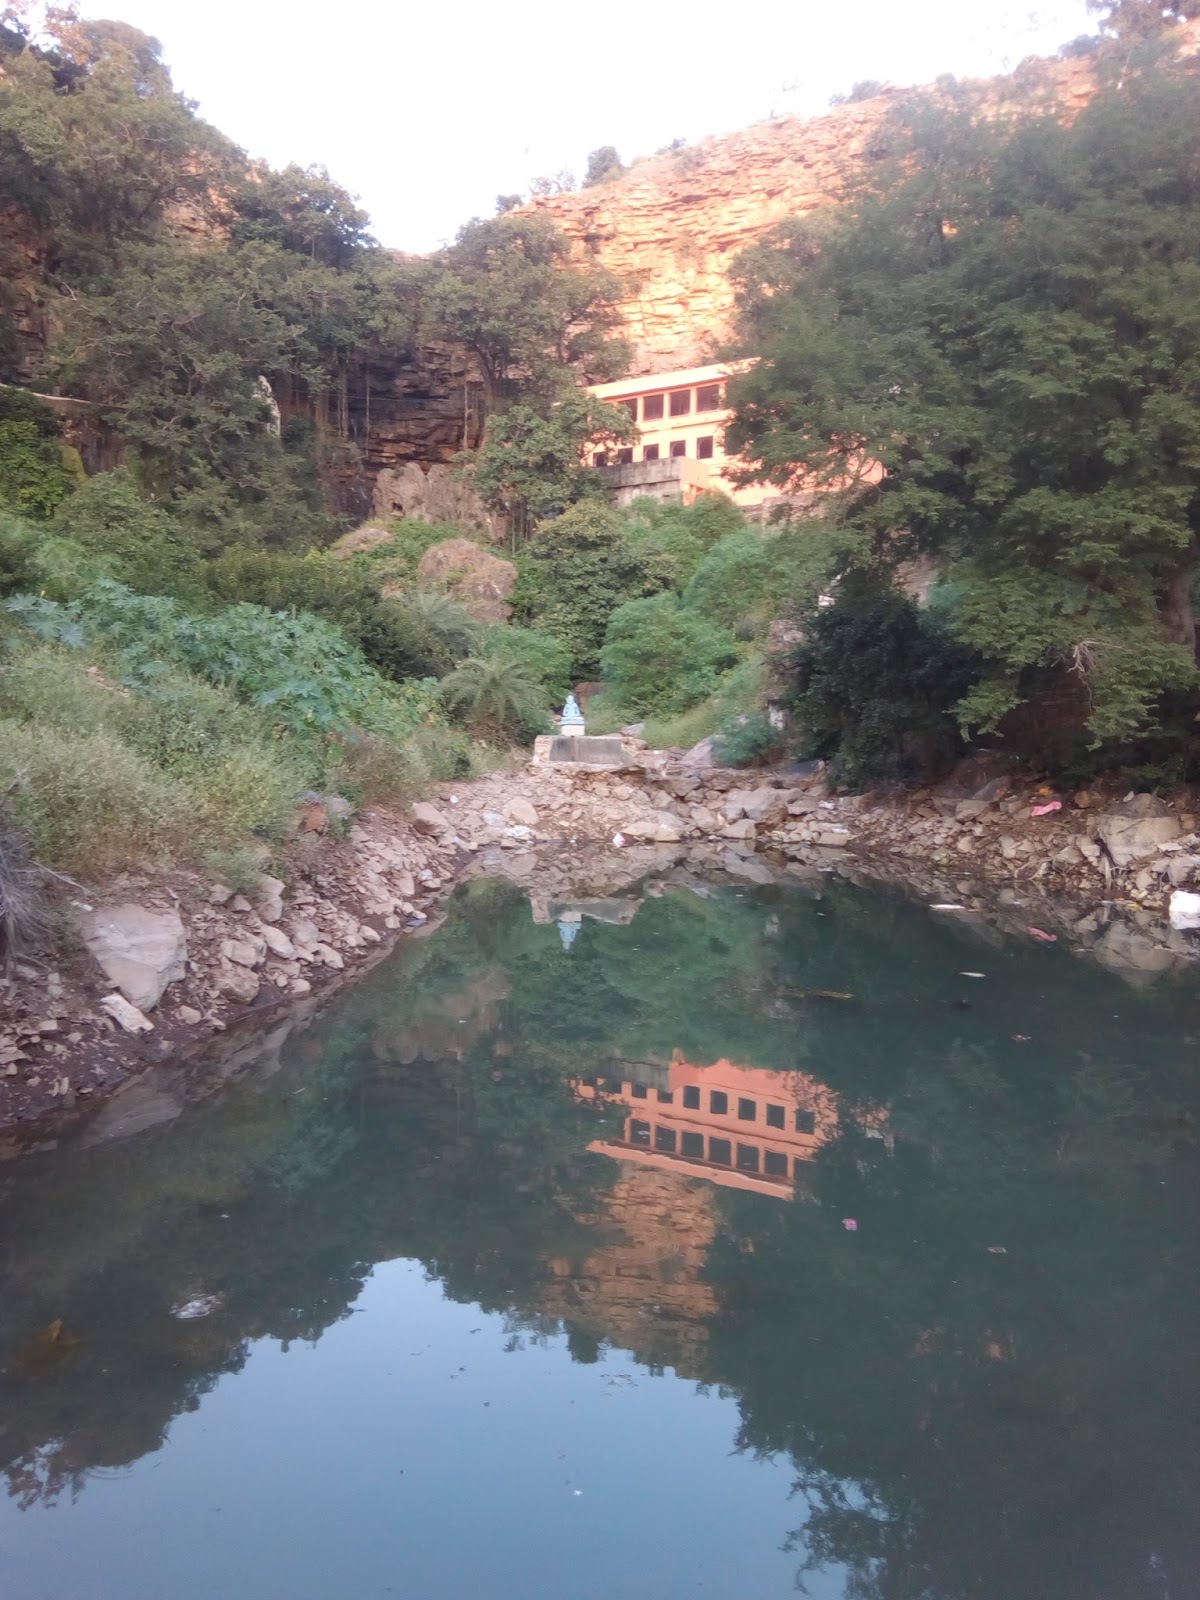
[4,737,1199,1153]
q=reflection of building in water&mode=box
[540,1164,719,1372]
[577,1053,858,1200]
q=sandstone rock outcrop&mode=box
[416,537,518,621]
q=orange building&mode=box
[575,1053,846,1200]
[586,362,784,514]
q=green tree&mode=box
[0,389,72,518]
[512,501,675,678]
[727,43,1200,749]
[425,212,628,411]
[583,145,624,186]
[468,388,637,540]
[600,592,740,715]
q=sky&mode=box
[79,0,1097,252]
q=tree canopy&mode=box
[727,38,1200,753]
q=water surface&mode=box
[0,872,1197,1599]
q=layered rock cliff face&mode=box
[525,46,1122,374]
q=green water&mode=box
[0,872,1197,1600]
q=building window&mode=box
[643,444,660,462]
[737,1097,756,1122]
[657,1087,674,1104]
[642,393,664,421]
[593,451,608,467]
[795,1109,816,1135]
[736,1143,760,1172]
[681,1131,704,1158]
[709,1090,728,1116]
[669,439,687,458]
[794,1156,808,1178]
[603,1075,625,1093]
[630,1119,651,1146]
[631,1083,648,1099]
[655,1126,677,1153]
[709,1137,732,1166]
[682,1086,700,1110]
[696,436,714,460]
[764,1149,788,1177]
[622,398,638,421]
[766,1103,785,1130]
[696,383,722,412]
[669,389,691,417]
[616,447,634,465]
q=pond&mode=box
[0,870,1197,1600]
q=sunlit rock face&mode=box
[525,44,1131,375]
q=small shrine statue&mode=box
[560,692,585,737]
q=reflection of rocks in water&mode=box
[539,1166,719,1375]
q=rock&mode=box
[98,992,154,1034]
[689,805,719,832]
[720,818,757,840]
[720,850,775,883]
[679,737,714,768]
[215,962,260,1004]
[814,828,851,848]
[311,943,346,970]
[1073,790,1094,809]
[370,461,492,532]
[651,815,683,843]
[290,977,312,995]
[228,894,253,914]
[1093,920,1177,981]
[738,787,788,825]
[83,903,187,1012]
[287,915,321,952]
[1118,792,1170,819]
[328,521,395,557]
[1077,836,1101,864]
[1167,854,1200,886]
[297,801,327,834]
[221,937,265,969]
[999,835,1019,861]
[255,874,286,923]
[411,801,450,836]
[955,799,989,821]
[177,1005,203,1026]
[261,925,297,960]
[503,796,539,828]
[1169,890,1200,930]
[209,883,234,905]
[1095,812,1180,868]
[415,537,518,622]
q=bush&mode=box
[513,502,675,678]
[623,493,745,589]
[711,712,786,767]
[439,656,551,741]
[0,719,192,872]
[479,623,573,703]
[0,390,74,521]
[683,531,778,633]
[49,469,203,597]
[600,593,740,716]
[784,583,981,787]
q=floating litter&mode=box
[842,1218,858,1232]
[960,971,985,979]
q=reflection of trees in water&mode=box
[0,876,1197,1598]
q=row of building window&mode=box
[620,383,723,425]
[584,1076,817,1133]
[625,1120,800,1178]
[594,437,715,468]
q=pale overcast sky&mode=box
[80,0,1096,252]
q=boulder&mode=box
[678,737,714,769]
[738,787,789,825]
[503,796,539,828]
[255,874,286,924]
[721,818,757,841]
[371,462,492,531]
[83,903,186,1012]
[411,801,450,836]
[1096,812,1180,868]
[215,962,260,1004]
[261,925,297,961]
[221,936,265,969]
[416,537,518,622]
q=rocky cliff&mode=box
[525,42,1159,375]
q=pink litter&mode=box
[1027,926,1058,943]
[1030,800,1062,817]
[842,1218,858,1231]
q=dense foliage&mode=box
[728,27,1200,774]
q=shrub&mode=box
[439,656,551,742]
[600,593,740,716]
[683,531,778,633]
[0,719,192,871]
[479,623,573,703]
[0,807,50,966]
[623,493,745,589]
[783,582,981,787]
[0,390,74,521]
[513,502,675,678]
[711,712,786,768]
[49,469,203,597]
